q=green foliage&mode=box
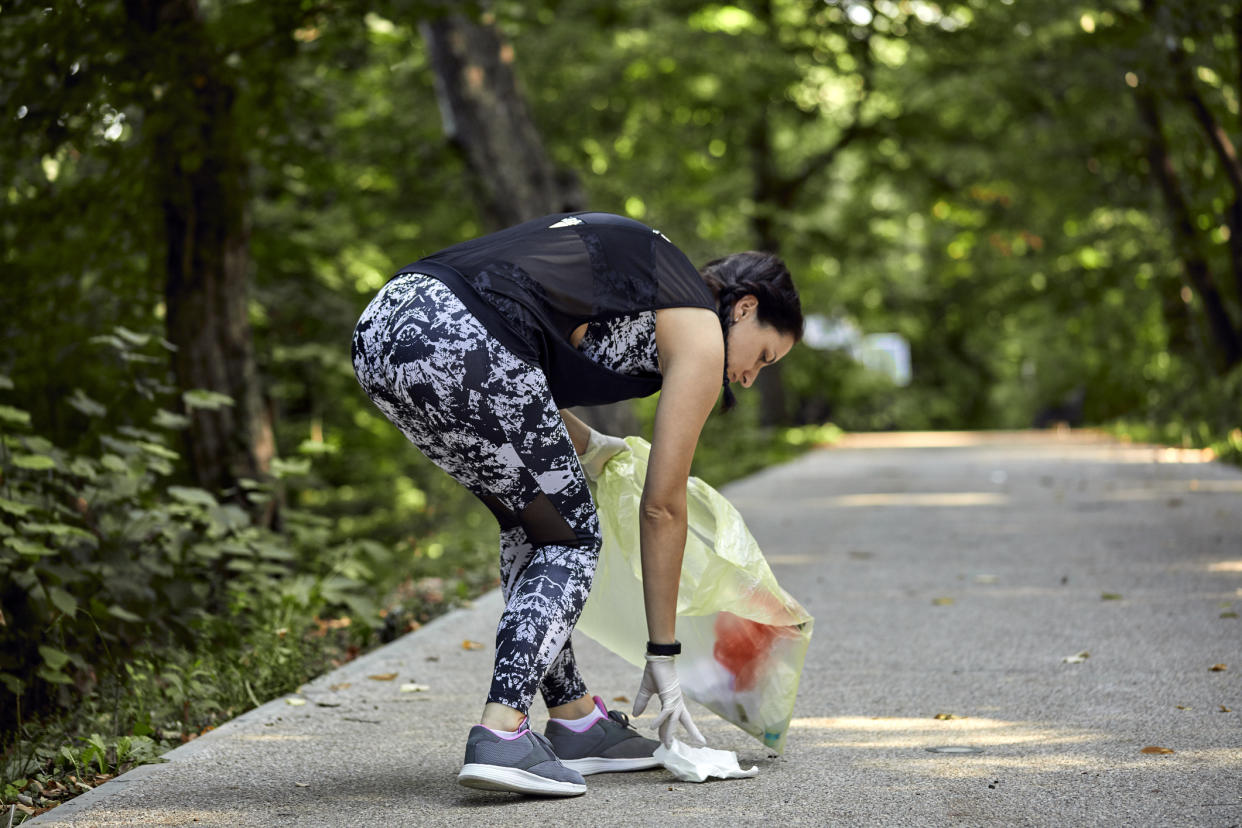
[0,332,399,736]
[1107,362,1242,465]
[3,0,1241,816]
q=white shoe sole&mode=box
[457,763,586,796]
[559,756,663,775]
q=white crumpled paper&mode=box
[654,739,760,783]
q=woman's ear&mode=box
[735,294,759,318]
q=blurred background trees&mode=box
[2,0,1240,752]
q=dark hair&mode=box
[700,251,804,411]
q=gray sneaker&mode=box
[458,721,586,796]
[544,696,662,775]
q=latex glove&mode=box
[633,654,706,749]
[577,428,628,480]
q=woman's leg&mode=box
[353,273,600,721]
[499,527,591,713]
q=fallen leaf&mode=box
[1062,651,1090,664]
[462,640,485,651]
[1140,746,1175,755]
[400,683,430,693]
[368,673,398,681]
[1220,705,1232,713]
[1101,593,1123,601]
[613,695,630,703]
[1221,611,1239,618]
[329,682,352,691]
[1209,664,1228,672]
[285,697,306,706]
[934,713,964,720]
[1175,705,1190,710]
[295,781,310,787]
[932,597,955,606]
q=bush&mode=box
[1107,361,1242,466]
[0,329,383,740]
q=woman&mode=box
[352,211,803,797]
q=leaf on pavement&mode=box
[400,683,430,693]
[1062,651,1090,664]
[462,640,485,650]
[1219,705,1232,713]
[1140,746,1174,755]
[933,713,964,720]
[1100,593,1123,601]
[329,683,352,691]
[1209,664,1227,672]
[368,673,398,681]
[613,695,630,703]
[285,697,306,706]
[931,597,955,606]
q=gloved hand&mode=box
[633,654,706,749]
[576,428,628,480]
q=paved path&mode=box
[34,431,1242,827]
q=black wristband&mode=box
[646,640,681,656]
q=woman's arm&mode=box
[641,307,724,643]
[558,407,592,455]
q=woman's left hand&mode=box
[577,428,628,480]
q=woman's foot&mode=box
[457,720,586,796]
[544,696,662,775]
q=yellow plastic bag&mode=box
[577,437,813,753]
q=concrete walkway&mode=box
[33,431,1242,827]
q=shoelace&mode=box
[606,709,636,730]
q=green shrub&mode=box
[0,329,382,739]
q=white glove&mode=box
[632,654,706,749]
[576,428,628,480]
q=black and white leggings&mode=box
[351,273,599,713]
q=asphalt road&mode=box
[32,430,1242,827]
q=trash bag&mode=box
[577,437,814,753]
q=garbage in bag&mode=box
[576,436,814,753]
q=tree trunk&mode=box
[747,116,791,427]
[1169,24,1242,322]
[1134,85,1242,370]
[420,10,634,436]
[741,0,872,427]
[419,12,584,226]
[126,0,276,505]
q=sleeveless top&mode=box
[396,212,715,408]
[576,311,660,377]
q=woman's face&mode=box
[725,295,797,388]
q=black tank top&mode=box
[396,212,717,408]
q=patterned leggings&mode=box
[351,273,599,712]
